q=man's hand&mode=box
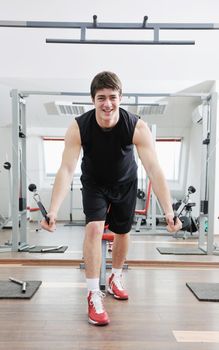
[40,212,57,232]
[165,213,182,233]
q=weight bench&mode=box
[100,233,114,291]
[135,180,151,232]
[27,206,41,231]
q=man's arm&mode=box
[133,119,181,232]
[41,120,81,231]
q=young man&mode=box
[41,71,182,326]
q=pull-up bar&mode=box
[1,16,219,45]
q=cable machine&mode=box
[8,89,218,255]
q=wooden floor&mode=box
[1,265,219,349]
[1,223,219,349]
[1,222,219,266]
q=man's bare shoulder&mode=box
[65,119,81,145]
[133,119,150,143]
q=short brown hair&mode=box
[90,71,122,99]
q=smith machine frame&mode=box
[7,89,218,256]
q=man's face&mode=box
[93,88,121,125]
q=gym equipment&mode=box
[186,282,219,301]
[0,161,13,252]
[2,17,219,46]
[18,244,36,252]
[157,247,205,255]
[134,125,158,234]
[27,183,68,253]
[9,277,26,293]
[26,206,41,232]
[20,245,68,253]
[28,184,50,224]
[41,245,63,252]
[9,89,217,255]
[173,185,199,239]
[0,280,42,299]
[197,95,218,254]
[0,161,12,231]
[0,213,9,231]
[64,182,85,226]
[137,189,145,200]
[100,233,114,291]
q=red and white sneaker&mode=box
[87,290,110,326]
[108,273,129,300]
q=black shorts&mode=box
[81,178,137,234]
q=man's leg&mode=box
[111,232,129,268]
[108,233,129,300]
[83,221,110,325]
[83,221,104,278]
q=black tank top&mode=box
[75,108,139,185]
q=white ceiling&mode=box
[0,0,219,129]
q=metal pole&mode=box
[206,93,218,254]
[11,90,20,251]
[151,124,157,231]
[198,101,209,250]
[19,98,28,246]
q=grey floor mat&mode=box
[20,245,68,253]
[0,280,42,299]
[186,282,219,301]
[157,247,206,255]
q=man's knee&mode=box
[86,221,105,239]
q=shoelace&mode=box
[90,291,106,314]
[113,276,124,291]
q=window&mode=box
[156,138,182,181]
[43,137,82,177]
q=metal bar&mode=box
[151,125,157,231]
[154,25,160,42]
[46,39,195,45]
[9,277,24,285]
[0,20,219,30]
[100,240,107,290]
[9,277,26,293]
[198,102,209,250]
[11,90,20,252]
[135,96,139,105]
[19,100,28,246]
[22,91,170,97]
[80,26,86,41]
[207,92,218,254]
[69,102,161,106]
[19,90,209,98]
[41,245,63,252]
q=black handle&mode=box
[173,212,191,230]
[37,201,50,224]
